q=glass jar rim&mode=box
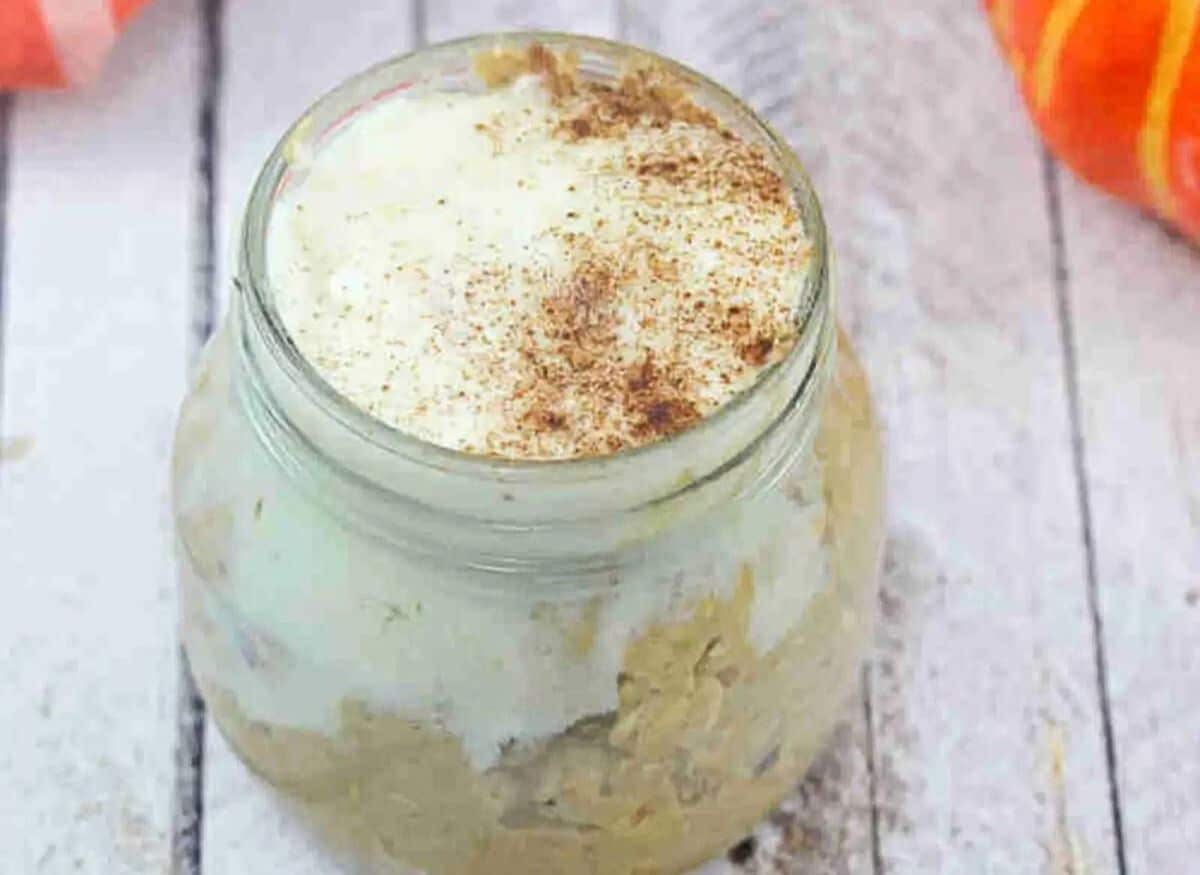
[234,30,832,507]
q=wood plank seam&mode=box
[172,660,206,875]
[192,0,223,350]
[862,666,884,875]
[171,1,224,873]
[1041,150,1129,875]
[413,0,427,48]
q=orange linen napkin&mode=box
[2,0,152,89]
[984,0,1200,242]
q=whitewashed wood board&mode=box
[628,2,1121,873]
[425,0,618,42]
[202,1,419,872]
[621,5,883,872]
[0,0,199,871]
[1056,171,1200,872]
[779,4,1123,871]
[0,0,1196,873]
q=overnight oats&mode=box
[172,35,884,875]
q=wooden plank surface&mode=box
[780,4,1124,872]
[0,1,199,871]
[424,0,618,42]
[624,1,1125,871]
[0,1,1195,873]
[199,2,417,870]
[1054,170,1200,872]
[621,5,879,873]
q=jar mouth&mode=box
[235,31,831,503]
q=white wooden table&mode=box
[2,1,1197,872]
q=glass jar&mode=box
[172,33,884,875]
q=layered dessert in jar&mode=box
[173,35,884,875]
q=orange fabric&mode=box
[1,0,153,90]
[986,0,1200,242]
[1168,14,1200,238]
[0,0,67,89]
[1041,1,1166,207]
[109,0,152,26]
[983,0,1056,83]
[1009,0,1054,63]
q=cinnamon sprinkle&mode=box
[273,42,810,460]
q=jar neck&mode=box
[234,284,833,575]
[229,33,835,576]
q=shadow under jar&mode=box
[172,33,884,875]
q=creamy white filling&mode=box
[180,360,830,770]
[182,66,825,770]
[267,72,808,458]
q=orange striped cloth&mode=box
[985,0,1200,241]
[1,0,152,89]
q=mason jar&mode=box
[172,33,884,875]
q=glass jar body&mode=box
[173,312,883,875]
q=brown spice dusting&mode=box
[624,353,700,439]
[281,42,808,461]
[630,145,791,209]
[470,43,804,458]
[641,398,699,439]
[496,243,709,456]
[555,66,720,142]
[738,334,777,367]
[522,407,568,432]
[475,44,722,143]
[526,42,578,98]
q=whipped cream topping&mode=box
[268,47,810,459]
